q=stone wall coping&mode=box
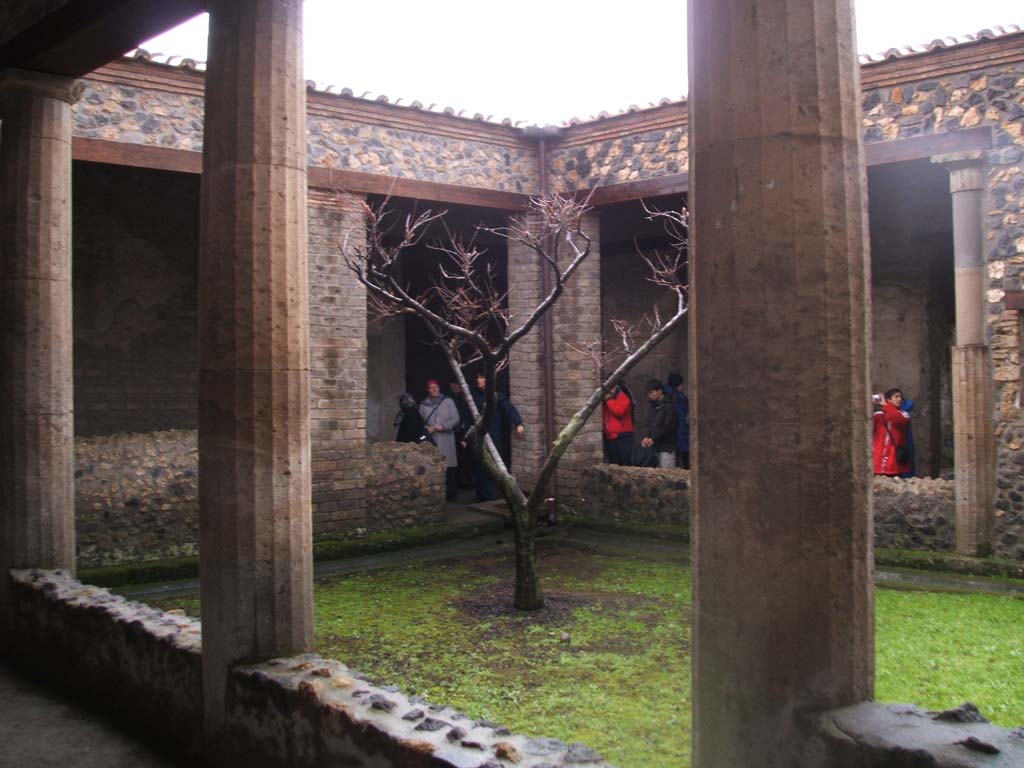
[240,655,611,767]
[10,567,202,654]
[9,569,611,767]
[820,701,1024,766]
[94,25,1024,144]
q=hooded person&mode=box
[394,392,428,443]
[419,378,461,501]
[467,371,524,502]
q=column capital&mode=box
[0,68,82,106]
[931,150,985,193]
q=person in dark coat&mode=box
[394,392,428,443]
[449,380,474,488]
[641,378,679,468]
[664,372,691,469]
[465,372,524,501]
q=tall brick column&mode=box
[308,189,367,534]
[508,212,603,504]
[933,152,994,556]
[197,0,313,734]
[688,1,874,765]
[508,216,547,491]
[0,70,79,613]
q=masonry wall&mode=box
[76,59,539,193]
[308,190,368,535]
[8,570,612,767]
[509,213,603,504]
[578,469,967,555]
[366,316,405,443]
[75,430,198,568]
[860,54,1024,557]
[508,215,547,493]
[72,162,199,436]
[547,106,689,193]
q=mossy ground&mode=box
[151,543,1024,768]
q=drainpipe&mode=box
[522,125,563,524]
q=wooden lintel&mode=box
[865,126,993,167]
[1006,291,1024,312]
[306,167,530,210]
[580,173,690,206]
[71,124,1000,210]
[72,137,531,210]
[73,136,203,173]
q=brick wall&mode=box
[72,162,199,436]
[508,213,546,492]
[508,212,603,505]
[307,189,368,535]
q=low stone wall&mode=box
[579,465,969,555]
[7,570,611,768]
[873,476,955,552]
[6,569,203,759]
[75,430,199,568]
[580,465,691,526]
[365,442,446,531]
[819,701,1024,767]
[74,433,447,567]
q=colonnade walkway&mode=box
[0,661,184,768]
[5,517,1021,768]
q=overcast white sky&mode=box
[141,1,1020,125]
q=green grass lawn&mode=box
[152,545,1024,768]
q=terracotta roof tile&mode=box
[126,24,1023,131]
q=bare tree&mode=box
[345,194,689,610]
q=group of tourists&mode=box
[872,387,916,477]
[602,373,690,469]
[398,373,917,483]
[394,373,524,503]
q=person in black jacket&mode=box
[465,372,525,501]
[394,392,428,444]
[641,379,678,468]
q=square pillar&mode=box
[0,69,80,612]
[688,1,874,764]
[307,189,368,534]
[198,0,313,735]
[933,152,995,556]
[508,211,602,504]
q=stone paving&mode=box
[0,661,184,768]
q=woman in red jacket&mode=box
[872,387,912,476]
[603,383,636,465]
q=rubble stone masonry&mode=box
[860,56,1024,559]
[74,61,539,193]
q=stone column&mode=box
[198,0,312,735]
[933,152,994,556]
[0,70,80,613]
[508,212,603,504]
[688,1,873,765]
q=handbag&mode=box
[883,419,909,464]
[631,443,658,468]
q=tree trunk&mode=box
[510,499,543,610]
